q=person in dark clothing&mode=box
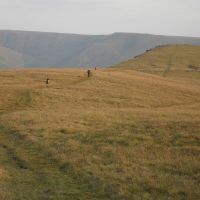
[87,69,91,78]
[45,78,49,86]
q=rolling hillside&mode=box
[113,45,200,78]
[0,46,24,67]
[0,67,200,199]
[0,30,200,68]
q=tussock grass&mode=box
[0,67,200,199]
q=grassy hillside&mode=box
[0,46,25,68]
[113,45,200,78]
[0,30,200,67]
[0,68,200,199]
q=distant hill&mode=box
[113,45,200,77]
[0,46,24,67]
[0,30,200,68]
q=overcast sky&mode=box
[0,0,199,37]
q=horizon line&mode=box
[0,29,200,38]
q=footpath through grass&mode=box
[0,72,122,200]
[0,69,200,199]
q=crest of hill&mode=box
[113,45,200,76]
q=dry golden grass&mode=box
[0,168,8,178]
[113,44,200,80]
[0,67,200,199]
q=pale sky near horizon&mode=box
[0,0,199,37]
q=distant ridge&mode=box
[0,30,200,68]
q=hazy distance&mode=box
[0,30,200,68]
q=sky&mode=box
[0,0,199,37]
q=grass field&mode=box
[113,45,200,79]
[0,66,199,200]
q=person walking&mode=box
[45,78,49,86]
[87,69,91,78]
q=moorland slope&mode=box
[113,44,200,78]
[0,67,199,199]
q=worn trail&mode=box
[0,88,119,200]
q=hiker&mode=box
[45,78,49,86]
[95,67,97,71]
[87,69,91,78]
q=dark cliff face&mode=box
[0,30,200,68]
